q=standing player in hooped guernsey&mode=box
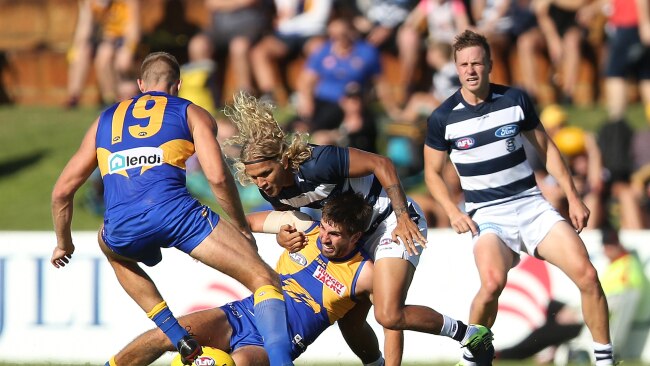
[423,30,616,366]
[50,52,294,366]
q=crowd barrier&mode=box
[0,229,649,364]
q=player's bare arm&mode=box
[248,211,313,252]
[524,127,589,232]
[188,104,251,236]
[348,148,427,254]
[423,145,478,235]
[337,263,380,365]
[51,118,100,268]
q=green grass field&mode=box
[1,103,648,231]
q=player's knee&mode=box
[373,307,403,330]
[574,263,600,293]
[479,274,506,302]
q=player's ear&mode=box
[137,79,145,93]
[281,154,289,169]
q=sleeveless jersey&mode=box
[425,83,542,215]
[276,222,370,356]
[262,145,420,234]
[91,0,130,39]
[95,91,197,238]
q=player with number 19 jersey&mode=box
[95,91,219,265]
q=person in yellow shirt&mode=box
[600,226,650,358]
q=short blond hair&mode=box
[224,92,312,185]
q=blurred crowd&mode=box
[69,0,650,230]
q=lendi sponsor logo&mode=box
[108,147,163,174]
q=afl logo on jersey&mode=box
[289,252,308,266]
[455,137,475,150]
[495,124,519,138]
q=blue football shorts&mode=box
[102,198,220,266]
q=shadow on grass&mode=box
[0,150,48,178]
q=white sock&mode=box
[440,314,459,338]
[594,342,614,366]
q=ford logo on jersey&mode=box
[495,124,519,138]
[455,137,475,150]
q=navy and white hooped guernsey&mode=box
[425,83,543,215]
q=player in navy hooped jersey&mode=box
[423,30,615,366]
[51,52,294,366]
[224,92,495,365]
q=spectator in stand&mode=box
[203,0,272,96]
[309,82,379,153]
[389,40,459,123]
[65,0,141,108]
[631,118,650,227]
[578,0,650,122]
[509,0,546,104]
[471,0,516,86]
[179,33,219,117]
[337,0,417,51]
[396,0,471,104]
[251,0,333,103]
[599,225,650,358]
[534,0,589,104]
[295,16,387,138]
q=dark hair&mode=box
[322,191,372,236]
[140,52,181,86]
[452,30,491,62]
[601,225,621,246]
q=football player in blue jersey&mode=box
[106,192,490,365]
[224,92,495,365]
[50,52,294,366]
[423,30,615,366]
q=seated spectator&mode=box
[509,0,546,104]
[295,16,387,135]
[599,225,650,359]
[337,0,417,51]
[179,33,219,116]
[577,0,650,122]
[534,0,589,104]
[310,82,378,153]
[251,0,333,103]
[471,0,516,85]
[396,0,470,103]
[203,0,271,96]
[597,119,644,229]
[389,39,459,123]
[65,0,141,108]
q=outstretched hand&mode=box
[277,224,308,253]
[392,215,427,256]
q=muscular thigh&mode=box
[534,220,591,276]
[189,218,270,288]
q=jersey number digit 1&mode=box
[111,95,168,144]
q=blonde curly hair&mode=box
[224,91,312,185]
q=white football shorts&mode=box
[362,199,427,267]
[471,195,564,262]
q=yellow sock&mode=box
[253,285,284,305]
[146,300,168,319]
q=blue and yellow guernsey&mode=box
[276,222,371,357]
[95,91,197,238]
